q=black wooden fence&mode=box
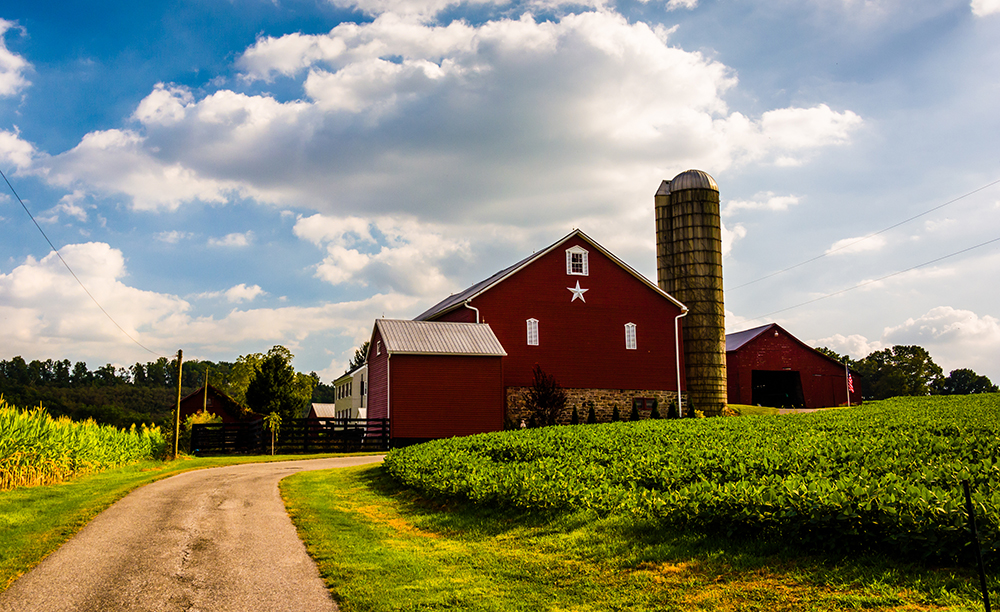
[191,417,390,455]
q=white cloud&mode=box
[295,213,471,297]
[43,129,252,211]
[825,234,887,255]
[723,192,800,216]
[881,306,1000,377]
[39,191,89,223]
[0,241,421,369]
[156,230,191,244]
[666,0,699,9]
[225,283,265,303]
[0,128,36,170]
[208,231,254,247]
[971,0,1000,16]
[721,221,746,257]
[0,19,30,97]
[32,10,858,224]
[811,333,882,359]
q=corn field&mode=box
[0,397,166,491]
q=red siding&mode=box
[390,355,504,439]
[727,330,861,407]
[434,236,686,392]
[367,327,389,420]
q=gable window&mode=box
[376,340,381,355]
[565,246,589,276]
[526,318,539,346]
[625,323,637,350]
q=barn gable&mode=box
[726,323,861,408]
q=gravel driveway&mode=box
[0,456,383,612]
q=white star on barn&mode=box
[567,281,588,303]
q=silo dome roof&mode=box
[670,169,718,192]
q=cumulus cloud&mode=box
[24,10,861,223]
[195,283,267,303]
[0,241,421,367]
[971,0,1000,16]
[811,332,882,359]
[721,221,746,257]
[0,19,30,97]
[39,191,89,223]
[0,128,36,170]
[723,192,800,216]
[208,231,254,247]
[882,306,1000,377]
[294,213,471,297]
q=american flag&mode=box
[848,374,855,393]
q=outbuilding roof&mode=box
[374,319,507,356]
[725,323,775,352]
[310,403,338,418]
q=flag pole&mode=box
[845,360,851,407]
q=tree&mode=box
[939,369,998,395]
[629,401,640,421]
[815,346,854,366]
[348,341,370,373]
[611,405,621,422]
[585,401,597,424]
[244,346,312,423]
[521,365,567,427]
[854,345,943,400]
[650,399,661,419]
[571,405,580,425]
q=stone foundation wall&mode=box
[506,387,687,427]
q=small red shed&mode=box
[366,319,507,446]
[177,383,261,423]
[726,323,861,408]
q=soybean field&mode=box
[385,395,1000,565]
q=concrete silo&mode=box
[655,169,727,416]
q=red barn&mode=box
[726,323,861,408]
[366,319,507,446]
[365,229,688,442]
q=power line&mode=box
[1,167,162,356]
[737,235,1000,326]
[729,177,1000,291]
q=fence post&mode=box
[963,480,992,612]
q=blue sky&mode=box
[1,0,999,383]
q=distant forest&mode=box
[0,355,336,429]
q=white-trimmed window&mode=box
[376,340,381,355]
[566,246,589,276]
[527,318,539,346]
[625,323,637,350]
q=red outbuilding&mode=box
[363,229,689,443]
[177,383,262,423]
[726,323,861,408]
[366,319,507,446]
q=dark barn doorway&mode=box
[751,370,806,408]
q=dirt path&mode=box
[0,456,383,612]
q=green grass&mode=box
[730,404,779,416]
[0,452,375,591]
[283,463,995,611]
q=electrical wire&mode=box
[737,235,1000,326]
[1,167,162,356]
[729,177,1000,291]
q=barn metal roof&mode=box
[375,319,507,356]
[414,229,685,321]
[725,323,775,351]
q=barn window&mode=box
[566,246,589,276]
[376,341,381,355]
[527,318,539,346]
[625,323,637,350]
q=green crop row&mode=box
[384,395,1000,564]
[0,397,165,490]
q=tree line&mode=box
[814,344,997,401]
[0,346,338,429]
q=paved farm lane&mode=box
[0,456,384,612]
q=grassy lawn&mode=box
[0,452,374,591]
[730,404,779,416]
[283,463,992,611]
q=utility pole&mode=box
[173,349,183,460]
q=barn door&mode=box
[751,370,806,408]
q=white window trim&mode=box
[565,246,589,276]
[625,323,637,350]
[527,318,539,346]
